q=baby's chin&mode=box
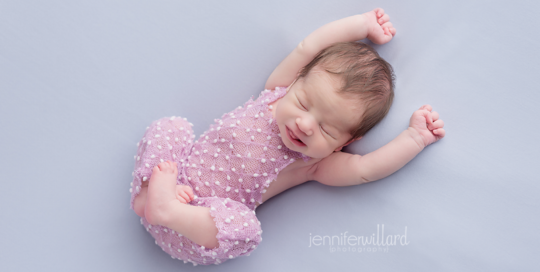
[281,138,329,159]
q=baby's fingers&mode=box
[419,104,432,112]
[424,110,434,125]
[374,8,385,18]
[382,22,394,37]
[430,119,444,130]
[433,128,446,138]
[430,111,439,121]
[382,21,393,29]
[379,14,390,25]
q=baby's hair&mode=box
[298,41,395,140]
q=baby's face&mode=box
[274,67,361,158]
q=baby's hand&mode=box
[409,105,446,148]
[175,184,194,204]
[364,8,396,45]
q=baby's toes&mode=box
[185,187,194,200]
[167,161,178,174]
[157,161,168,171]
[157,161,174,174]
[178,190,191,203]
[175,187,186,202]
[152,165,161,175]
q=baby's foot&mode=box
[145,161,180,226]
[132,178,151,218]
[132,186,148,218]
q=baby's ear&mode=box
[334,137,362,152]
[345,137,361,146]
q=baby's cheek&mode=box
[310,143,334,159]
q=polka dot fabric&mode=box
[129,87,310,265]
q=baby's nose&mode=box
[296,117,313,136]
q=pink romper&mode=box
[129,87,310,266]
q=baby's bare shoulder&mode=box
[259,157,323,204]
[278,156,322,182]
[306,151,363,185]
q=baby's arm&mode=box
[265,8,396,90]
[310,105,445,186]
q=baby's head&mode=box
[275,42,395,158]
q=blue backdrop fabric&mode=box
[1,1,539,271]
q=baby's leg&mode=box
[143,161,263,265]
[133,182,194,218]
[130,116,194,210]
[145,160,219,248]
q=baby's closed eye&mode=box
[297,97,307,110]
[320,126,334,138]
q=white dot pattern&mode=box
[180,88,310,211]
[130,87,310,265]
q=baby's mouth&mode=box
[287,127,306,146]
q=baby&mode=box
[129,8,445,266]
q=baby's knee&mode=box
[153,116,194,136]
[142,116,195,154]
